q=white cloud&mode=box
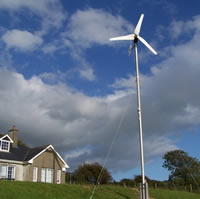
[60,8,133,82]
[144,137,178,158]
[40,8,133,82]
[42,43,60,54]
[2,29,43,51]
[65,8,133,48]
[78,66,96,81]
[111,74,135,89]
[174,104,200,125]
[0,66,175,174]
[112,15,200,137]
[0,12,200,177]
[0,0,66,32]
[61,38,97,81]
[169,20,185,40]
[156,15,200,43]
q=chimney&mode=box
[8,125,19,148]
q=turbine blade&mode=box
[138,36,157,55]
[110,34,135,41]
[134,14,144,36]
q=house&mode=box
[0,126,69,184]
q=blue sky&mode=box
[0,0,200,182]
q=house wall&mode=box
[0,162,24,181]
[15,164,24,181]
[25,149,66,184]
[23,164,32,181]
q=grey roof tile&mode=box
[0,134,49,162]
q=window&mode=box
[7,166,15,179]
[0,166,15,179]
[57,170,61,184]
[41,168,53,183]
[0,140,10,152]
[2,141,9,150]
[0,166,7,178]
[33,167,38,182]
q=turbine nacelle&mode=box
[110,14,157,55]
[133,36,138,43]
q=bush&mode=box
[72,162,112,184]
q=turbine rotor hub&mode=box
[134,36,138,43]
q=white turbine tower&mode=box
[110,14,157,199]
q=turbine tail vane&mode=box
[134,14,144,36]
[138,36,157,55]
[128,44,133,56]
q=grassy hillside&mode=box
[0,181,138,199]
[0,181,199,199]
[150,188,200,199]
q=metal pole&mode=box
[145,182,149,199]
[134,41,146,199]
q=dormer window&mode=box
[0,140,10,152]
[1,141,10,151]
[0,135,13,152]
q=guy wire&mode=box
[89,106,128,199]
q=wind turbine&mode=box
[110,14,157,199]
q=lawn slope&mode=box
[0,181,138,199]
[0,181,199,199]
[150,188,200,199]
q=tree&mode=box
[119,178,135,187]
[65,172,73,184]
[72,162,112,184]
[134,175,150,183]
[162,150,200,188]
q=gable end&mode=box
[27,145,69,169]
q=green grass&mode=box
[150,188,200,199]
[0,181,138,199]
[0,181,199,199]
[92,185,138,199]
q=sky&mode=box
[0,0,200,182]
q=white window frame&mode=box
[41,168,53,183]
[7,166,15,179]
[0,165,7,179]
[33,167,38,182]
[0,140,10,152]
[57,170,61,184]
[41,168,46,183]
[0,165,15,179]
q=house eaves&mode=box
[27,145,69,169]
[0,158,25,165]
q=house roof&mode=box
[27,145,69,168]
[24,144,50,161]
[0,134,14,143]
[0,141,29,161]
[0,134,69,168]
